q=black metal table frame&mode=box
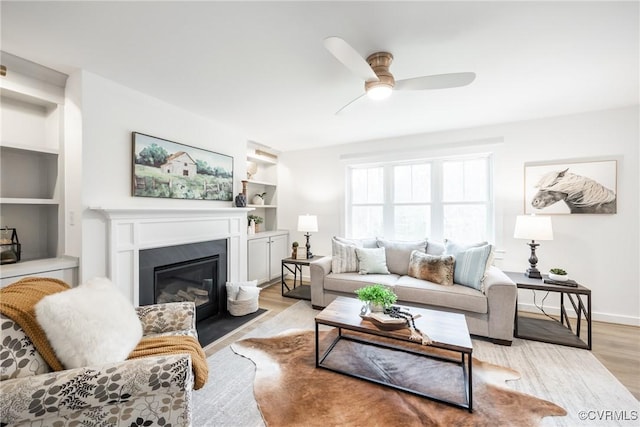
[508,272,592,350]
[281,258,306,296]
[314,323,473,412]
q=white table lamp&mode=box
[298,214,318,259]
[514,215,553,279]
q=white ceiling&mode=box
[2,1,638,152]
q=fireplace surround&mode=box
[93,206,252,306]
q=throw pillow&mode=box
[444,240,494,291]
[331,237,361,273]
[407,250,455,286]
[425,239,445,255]
[355,247,390,275]
[226,280,258,301]
[376,239,427,275]
[34,277,143,369]
[334,236,378,248]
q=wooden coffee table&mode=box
[315,296,473,412]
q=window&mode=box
[347,155,492,243]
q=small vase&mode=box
[252,195,264,205]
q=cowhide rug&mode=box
[232,329,566,427]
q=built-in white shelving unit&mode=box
[0,52,78,285]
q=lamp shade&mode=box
[513,215,553,241]
[297,214,318,233]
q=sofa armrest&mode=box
[484,266,518,342]
[0,354,193,425]
[136,301,196,336]
[310,256,333,308]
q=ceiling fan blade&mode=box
[324,36,379,83]
[335,93,367,115]
[394,72,476,91]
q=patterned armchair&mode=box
[0,302,197,427]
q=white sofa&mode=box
[310,238,517,345]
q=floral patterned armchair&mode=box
[0,302,197,427]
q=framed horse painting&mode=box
[524,158,617,214]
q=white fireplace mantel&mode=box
[91,206,253,305]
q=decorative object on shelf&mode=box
[132,132,233,201]
[548,268,568,282]
[525,158,617,214]
[248,215,263,233]
[0,64,6,77]
[355,284,397,313]
[252,192,266,205]
[241,180,248,196]
[513,214,553,279]
[247,161,258,180]
[0,227,21,264]
[234,193,247,207]
[297,214,318,259]
[291,241,299,259]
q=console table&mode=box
[281,256,324,300]
[506,271,592,350]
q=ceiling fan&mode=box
[323,37,476,114]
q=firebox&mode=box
[139,239,227,323]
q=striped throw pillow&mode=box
[445,240,494,291]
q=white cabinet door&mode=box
[247,237,270,284]
[269,233,289,280]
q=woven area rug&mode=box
[193,301,639,427]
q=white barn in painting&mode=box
[161,151,197,177]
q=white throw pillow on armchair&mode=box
[35,277,143,369]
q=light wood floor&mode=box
[206,281,640,400]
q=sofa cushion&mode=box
[394,275,488,314]
[407,250,455,286]
[331,237,360,273]
[35,277,143,369]
[444,239,493,291]
[324,272,400,295]
[376,239,427,275]
[355,247,390,275]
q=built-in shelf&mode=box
[0,141,59,155]
[247,204,277,209]
[0,256,79,280]
[0,198,59,205]
[246,179,277,187]
[247,152,277,165]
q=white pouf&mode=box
[226,280,261,316]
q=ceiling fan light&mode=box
[366,84,393,100]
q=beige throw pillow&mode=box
[407,250,455,286]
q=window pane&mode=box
[352,167,383,204]
[443,204,487,243]
[351,206,383,238]
[443,159,487,202]
[393,206,430,241]
[394,164,430,203]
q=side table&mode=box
[506,271,592,350]
[281,256,324,301]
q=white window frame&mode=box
[345,153,494,242]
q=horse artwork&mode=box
[525,160,617,215]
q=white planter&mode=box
[548,272,568,282]
[252,195,264,205]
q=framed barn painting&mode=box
[524,158,617,214]
[132,132,233,201]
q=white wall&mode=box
[278,106,640,325]
[76,71,247,281]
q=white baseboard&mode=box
[518,303,640,327]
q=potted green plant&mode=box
[549,268,568,282]
[355,284,397,312]
[247,214,264,232]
